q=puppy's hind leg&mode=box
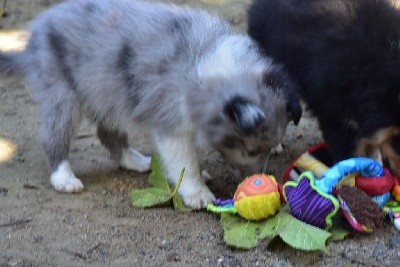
[40,92,83,193]
[97,124,151,172]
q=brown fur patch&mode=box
[356,126,400,176]
[381,140,400,176]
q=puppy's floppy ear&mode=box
[286,94,302,125]
[224,96,266,134]
[263,67,302,125]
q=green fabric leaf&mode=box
[258,216,280,240]
[173,195,192,212]
[220,213,264,249]
[130,154,191,211]
[148,154,171,191]
[220,210,331,252]
[130,187,171,208]
[329,225,350,241]
[329,214,350,241]
[329,228,350,241]
[272,211,331,253]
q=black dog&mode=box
[248,0,400,175]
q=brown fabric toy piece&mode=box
[338,185,385,229]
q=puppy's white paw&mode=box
[120,148,151,172]
[180,185,215,210]
[51,161,84,192]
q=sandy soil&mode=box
[0,0,399,266]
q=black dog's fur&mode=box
[248,0,400,163]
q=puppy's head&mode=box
[188,61,302,175]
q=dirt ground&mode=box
[0,0,399,266]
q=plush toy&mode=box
[283,144,333,182]
[208,144,400,232]
[355,169,394,196]
[337,185,385,232]
[284,156,389,231]
[384,201,400,231]
[283,143,400,232]
[284,171,339,230]
[392,178,400,201]
[207,174,281,221]
[284,144,399,198]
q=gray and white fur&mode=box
[0,0,301,209]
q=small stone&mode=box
[0,187,8,195]
[277,259,289,267]
[166,252,180,262]
[4,111,17,116]
[394,218,400,231]
[389,235,400,248]
[372,243,385,260]
[23,184,39,189]
[158,240,167,249]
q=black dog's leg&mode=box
[319,119,357,162]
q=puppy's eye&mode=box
[248,150,259,157]
[248,149,263,157]
[226,143,237,149]
[223,138,238,149]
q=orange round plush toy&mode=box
[233,174,281,220]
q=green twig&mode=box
[0,0,7,17]
[171,168,185,198]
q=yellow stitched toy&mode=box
[207,174,281,221]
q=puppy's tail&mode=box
[0,51,25,76]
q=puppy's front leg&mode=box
[153,133,215,209]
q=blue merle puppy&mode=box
[0,0,301,209]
